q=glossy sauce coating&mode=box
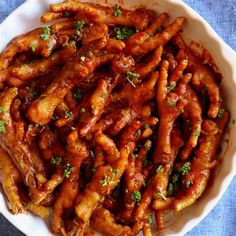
[0,1,229,236]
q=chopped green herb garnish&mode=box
[156,165,163,173]
[167,183,174,196]
[167,173,180,196]
[172,173,179,183]
[127,71,139,79]
[73,91,83,100]
[74,20,85,29]
[167,81,176,92]
[52,115,59,120]
[35,123,40,128]
[64,11,70,16]
[0,106,4,113]
[217,108,225,119]
[63,163,75,178]
[126,77,136,87]
[28,90,40,99]
[131,190,141,202]
[29,43,36,52]
[193,130,200,137]
[100,174,115,186]
[40,27,51,41]
[185,180,191,188]
[74,20,85,36]
[132,153,138,159]
[113,168,119,175]
[0,119,6,132]
[65,111,73,119]
[144,141,151,152]
[64,42,71,48]
[100,168,119,186]
[80,107,86,114]
[51,156,62,165]
[113,5,122,17]
[156,189,167,201]
[144,124,149,129]
[114,27,135,40]
[178,162,191,175]
[135,129,141,137]
[126,71,139,87]
[167,99,176,107]
[148,215,153,225]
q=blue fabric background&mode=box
[0,0,235,235]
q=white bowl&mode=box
[0,0,235,235]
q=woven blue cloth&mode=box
[0,1,235,236]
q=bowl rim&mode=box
[0,1,235,236]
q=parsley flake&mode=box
[172,173,179,183]
[0,106,4,113]
[167,99,176,107]
[65,111,73,119]
[148,215,153,225]
[167,183,174,196]
[156,189,167,201]
[40,27,51,41]
[29,43,36,52]
[74,20,85,36]
[193,130,200,137]
[178,162,191,175]
[127,71,139,79]
[0,119,6,132]
[131,190,141,202]
[100,168,119,186]
[80,107,86,114]
[217,108,225,119]
[156,165,163,173]
[114,27,135,40]
[51,156,62,165]
[63,163,75,178]
[73,91,83,100]
[132,153,138,159]
[167,81,176,92]
[135,129,141,137]
[64,42,71,48]
[52,115,59,121]
[100,174,115,186]
[113,5,122,17]
[113,168,119,175]
[126,71,139,87]
[167,173,180,196]
[185,180,191,188]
